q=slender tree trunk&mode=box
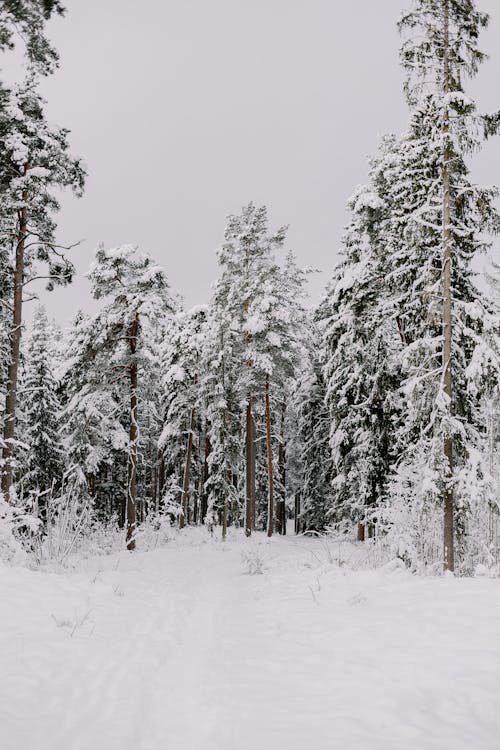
[357,523,365,542]
[180,406,195,529]
[265,377,274,537]
[294,492,301,534]
[251,413,256,530]
[442,0,454,573]
[278,400,286,535]
[222,473,228,540]
[245,397,256,536]
[201,430,210,522]
[245,399,252,536]
[158,455,165,510]
[126,314,139,551]
[1,203,28,503]
[152,463,157,513]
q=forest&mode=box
[1,0,500,576]
[3,2,500,749]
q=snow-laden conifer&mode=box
[0,73,85,503]
[323,182,400,539]
[393,0,500,569]
[17,306,63,520]
[158,305,207,526]
[0,0,65,74]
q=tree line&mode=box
[1,0,500,573]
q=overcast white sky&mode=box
[7,0,500,323]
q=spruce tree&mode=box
[294,315,333,533]
[397,0,500,570]
[18,305,63,522]
[59,311,128,522]
[323,183,399,539]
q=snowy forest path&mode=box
[3,532,500,750]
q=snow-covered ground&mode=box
[2,529,500,750]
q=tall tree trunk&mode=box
[158,455,165,510]
[126,313,139,551]
[245,397,255,536]
[1,201,27,504]
[251,413,256,530]
[294,492,301,535]
[222,471,228,540]
[442,0,454,573]
[277,400,286,535]
[265,377,274,537]
[179,406,195,529]
[201,430,210,523]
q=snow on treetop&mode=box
[349,185,385,214]
[444,91,474,109]
[4,133,29,166]
[244,315,266,335]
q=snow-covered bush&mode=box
[240,546,266,575]
[0,499,39,566]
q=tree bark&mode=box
[201,430,210,523]
[222,475,228,541]
[277,400,286,535]
[126,313,139,551]
[179,406,195,529]
[245,397,255,536]
[265,377,274,537]
[1,200,28,503]
[294,492,301,534]
[357,523,365,542]
[442,0,454,573]
[158,455,165,510]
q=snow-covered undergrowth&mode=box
[2,528,500,750]
[0,504,182,569]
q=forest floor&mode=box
[2,527,500,750]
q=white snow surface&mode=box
[2,529,500,750]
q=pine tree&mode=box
[212,203,287,536]
[0,73,85,503]
[252,251,306,536]
[0,242,10,408]
[0,0,65,74]
[86,244,173,549]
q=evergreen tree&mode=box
[323,183,400,539]
[211,202,287,536]
[294,316,333,532]
[59,311,128,522]
[86,244,173,549]
[158,305,207,526]
[17,305,63,522]
[0,73,85,503]
[396,0,500,569]
[138,320,167,520]
[322,1,500,569]
[0,0,64,74]
[202,293,243,537]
